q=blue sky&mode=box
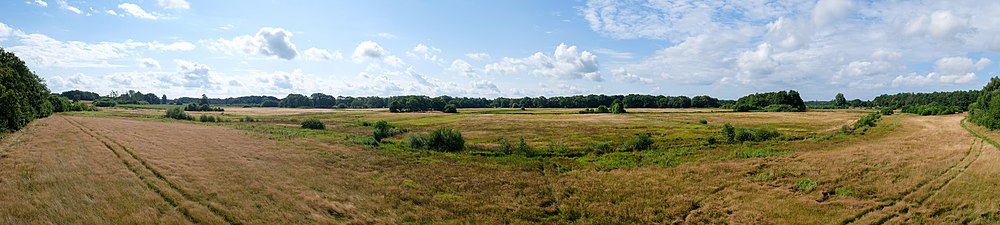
[1,0,999,100]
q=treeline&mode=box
[733,90,806,112]
[1,48,55,132]
[871,91,979,110]
[165,93,727,109]
[969,78,1000,129]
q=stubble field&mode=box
[1,107,997,224]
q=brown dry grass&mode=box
[0,111,992,224]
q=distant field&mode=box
[3,107,999,224]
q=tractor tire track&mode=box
[844,119,985,225]
[61,116,239,225]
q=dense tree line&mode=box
[871,91,979,110]
[733,90,806,112]
[969,78,1000,129]
[1,48,54,132]
[59,90,100,101]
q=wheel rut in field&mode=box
[844,118,984,225]
[60,116,240,225]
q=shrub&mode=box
[198,115,218,122]
[442,104,458,113]
[722,123,736,143]
[372,120,406,142]
[763,104,795,112]
[879,108,894,115]
[239,116,256,122]
[854,112,880,129]
[301,118,325,129]
[704,136,718,145]
[427,128,465,152]
[408,135,427,149]
[165,107,193,120]
[733,128,781,143]
[793,178,818,192]
[579,108,596,114]
[596,105,610,113]
[94,98,117,107]
[621,133,654,151]
[516,136,533,156]
[699,119,708,124]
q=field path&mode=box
[61,116,238,225]
[842,115,981,225]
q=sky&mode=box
[1,0,999,100]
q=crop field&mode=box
[1,107,998,224]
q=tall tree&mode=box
[833,93,848,107]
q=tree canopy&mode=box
[0,48,54,132]
[733,90,806,112]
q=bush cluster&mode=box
[579,105,612,114]
[184,103,224,112]
[442,104,458,113]
[165,107,193,120]
[720,123,781,143]
[94,98,117,107]
[198,115,222,122]
[301,118,325,129]
[409,128,465,152]
[733,90,806,112]
[372,120,407,142]
[621,133,655,151]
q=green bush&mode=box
[442,104,458,113]
[372,120,406,142]
[763,104,795,112]
[596,105,610,113]
[704,136,718,145]
[698,119,708,124]
[621,133,654,151]
[198,115,218,122]
[426,128,465,152]
[408,135,427,149]
[879,108,894,115]
[239,116,256,122]
[901,103,960,116]
[722,123,736,143]
[165,107,193,120]
[94,98,117,107]
[586,141,614,155]
[301,118,325,129]
[854,112,881,129]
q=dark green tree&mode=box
[833,93,848,108]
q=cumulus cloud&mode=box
[612,68,652,84]
[174,59,214,88]
[406,66,436,87]
[0,23,12,38]
[105,10,120,16]
[157,0,190,10]
[904,10,973,40]
[383,55,405,67]
[482,43,601,81]
[735,43,779,84]
[118,3,158,20]
[405,44,442,61]
[449,59,476,77]
[57,0,81,14]
[352,41,386,62]
[892,56,986,87]
[207,27,299,60]
[302,48,341,61]
[473,80,501,94]
[139,58,160,69]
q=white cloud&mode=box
[892,56,985,87]
[302,48,342,61]
[405,66,436,87]
[352,40,386,63]
[976,58,992,70]
[174,59,215,88]
[105,10,119,16]
[904,10,973,40]
[449,59,476,77]
[483,43,601,81]
[735,43,779,84]
[157,0,190,10]
[30,0,47,7]
[148,41,195,51]
[57,0,81,14]
[612,67,652,84]
[813,0,853,26]
[465,53,490,61]
[207,27,299,60]
[0,23,12,38]
[405,44,442,61]
[473,80,501,94]
[139,58,160,69]
[7,33,139,68]
[383,55,405,67]
[118,3,158,20]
